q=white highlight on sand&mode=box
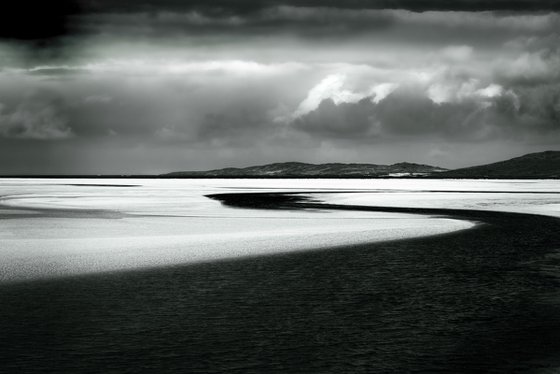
[2,178,558,283]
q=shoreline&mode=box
[0,192,475,284]
[2,191,560,372]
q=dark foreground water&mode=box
[2,193,560,373]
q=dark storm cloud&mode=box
[0,1,80,40]
[0,89,72,140]
[81,0,560,13]
[75,8,395,39]
[293,98,375,139]
[61,7,559,55]
[3,0,559,42]
[197,111,272,146]
[513,84,560,129]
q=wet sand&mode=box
[1,192,560,373]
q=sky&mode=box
[0,0,559,174]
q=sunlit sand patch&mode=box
[0,178,482,283]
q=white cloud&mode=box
[293,75,359,117]
[428,80,506,105]
[427,83,451,104]
[369,83,399,104]
[476,84,503,98]
[25,60,309,78]
[293,75,399,118]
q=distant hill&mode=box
[438,151,560,179]
[162,151,560,179]
[163,162,446,178]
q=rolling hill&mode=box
[164,162,446,178]
[438,151,560,179]
[163,151,560,178]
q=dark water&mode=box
[2,194,560,373]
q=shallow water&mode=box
[1,179,560,373]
